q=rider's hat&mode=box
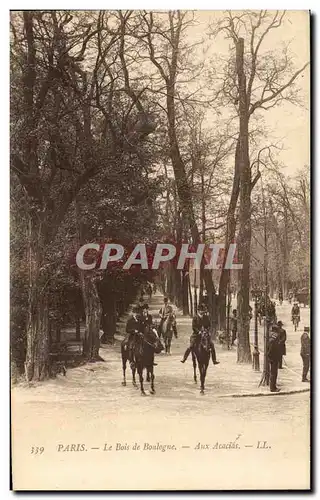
[142,303,149,310]
[198,304,205,312]
[304,326,310,333]
[277,320,283,327]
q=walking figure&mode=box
[300,326,310,382]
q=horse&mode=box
[121,325,164,395]
[159,315,174,354]
[191,328,211,395]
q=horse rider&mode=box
[141,304,158,366]
[180,304,220,365]
[291,301,300,323]
[300,326,310,382]
[125,306,144,368]
[158,297,174,333]
[141,303,153,328]
[169,298,178,339]
[277,320,287,369]
[268,325,281,392]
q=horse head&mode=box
[145,325,164,354]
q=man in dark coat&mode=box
[126,306,143,368]
[180,305,219,365]
[268,326,281,392]
[300,326,310,382]
[277,320,287,369]
[141,303,153,328]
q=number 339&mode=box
[30,446,44,455]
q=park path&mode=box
[11,292,310,490]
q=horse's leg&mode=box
[132,366,138,388]
[200,365,205,394]
[121,350,127,386]
[138,365,146,396]
[149,365,155,394]
[167,332,172,355]
[192,352,197,384]
[146,369,151,382]
[198,359,206,394]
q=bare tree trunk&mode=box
[24,215,50,381]
[236,38,252,363]
[76,198,102,359]
[218,137,240,330]
[80,272,102,360]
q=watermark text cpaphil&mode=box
[75,243,243,271]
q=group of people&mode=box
[125,287,310,392]
[125,293,220,368]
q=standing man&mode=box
[300,326,310,382]
[268,325,281,392]
[277,320,287,369]
[230,309,238,346]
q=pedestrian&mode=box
[300,326,310,382]
[277,320,287,369]
[268,325,281,392]
[230,309,237,346]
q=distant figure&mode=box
[169,298,178,339]
[278,290,283,305]
[146,283,152,300]
[300,326,310,382]
[158,297,174,334]
[291,302,300,331]
[268,326,281,392]
[153,283,157,294]
[231,309,237,346]
[277,320,287,369]
[137,297,145,316]
[202,292,209,309]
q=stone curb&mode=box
[218,387,310,398]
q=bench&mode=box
[49,341,84,377]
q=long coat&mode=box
[278,327,287,356]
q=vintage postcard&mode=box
[10,10,310,491]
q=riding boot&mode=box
[181,347,191,363]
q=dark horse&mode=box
[191,328,211,395]
[121,325,164,395]
[158,316,174,354]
